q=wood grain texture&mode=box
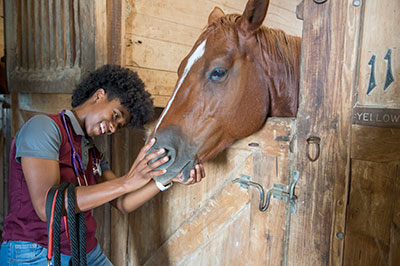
[344,160,399,266]
[110,127,144,266]
[356,0,400,107]
[107,0,126,66]
[289,0,363,265]
[107,1,129,264]
[351,125,400,162]
[118,118,292,265]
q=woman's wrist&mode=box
[155,180,173,191]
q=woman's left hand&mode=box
[172,164,206,185]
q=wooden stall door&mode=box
[344,0,400,265]
[118,119,294,266]
[289,0,399,266]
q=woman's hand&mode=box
[123,138,169,191]
[172,163,206,185]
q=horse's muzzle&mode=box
[147,126,198,184]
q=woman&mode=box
[0,65,205,265]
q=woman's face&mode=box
[85,94,132,137]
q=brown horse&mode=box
[148,0,301,183]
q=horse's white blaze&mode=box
[154,39,207,133]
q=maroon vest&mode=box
[2,113,100,255]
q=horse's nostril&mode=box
[163,148,175,162]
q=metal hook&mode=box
[233,171,300,213]
[306,136,321,162]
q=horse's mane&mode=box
[258,26,301,79]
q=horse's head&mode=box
[148,0,301,183]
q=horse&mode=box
[148,0,301,183]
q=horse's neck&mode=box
[258,28,301,117]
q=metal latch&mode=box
[232,170,300,213]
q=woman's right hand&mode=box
[122,138,169,191]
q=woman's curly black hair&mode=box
[71,65,154,128]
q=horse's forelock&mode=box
[203,14,241,34]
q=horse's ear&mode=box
[238,0,269,35]
[208,7,225,25]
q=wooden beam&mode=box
[289,0,364,265]
[107,1,129,265]
[107,0,126,66]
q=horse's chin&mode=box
[152,157,199,184]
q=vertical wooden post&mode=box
[107,0,126,66]
[106,1,128,265]
[288,0,363,265]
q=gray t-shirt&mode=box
[15,111,110,172]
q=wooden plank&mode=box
[289,0,363,265]
[20,0,28,69]
[351,125,400,162]
[64,0,72,67]
[248,152,290,266]
[92,0,111,258]
[79,1,96,76]
[73,0,80,67]
[126,13,200,47]
[49,0,56,68]
[390,164,400,265]
[344,160,398,266]
[107,1,129,264]
[9,67,82,93]
[110,128,132,266]
[127,148,253,265]
[125,34,190,72]
[33,0,40,69]
[231,118,293,157]
[184,204,251,266]
[55,0,64,67]
[4,0,17,78]
[40,0,49,69]
[107,0,126,66]
[17,93,71,114]
[128,67,177,107]
[95,0,108,67]
[356,0,400,107]
[126,0,302,36]
[142,168,251,265]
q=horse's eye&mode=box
[209,68,227,82]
